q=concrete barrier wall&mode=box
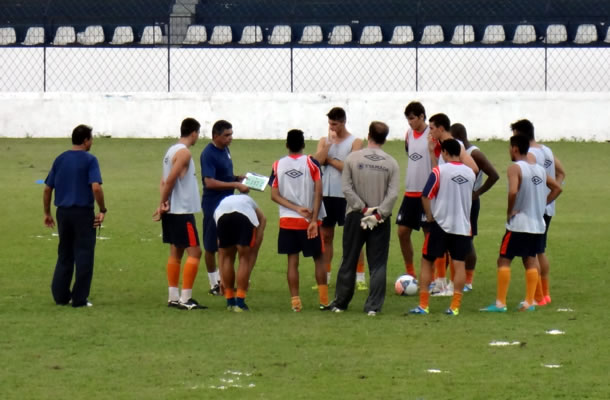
[0,92,608,141]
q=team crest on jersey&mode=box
[285,169,303,179]
[409,153,423,161]
[544,159,552,168]
[531,175,543,185]
[451,175,469,185]
[364,154,385,162]
[164,156,169,164]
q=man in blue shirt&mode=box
[200,120,249,295]
[43,124,107,307]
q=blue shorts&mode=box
[395,195,425,230]
[277,228,323,258]
[321,197,347,227]
[499,230,543,259]
[162,214,199,248]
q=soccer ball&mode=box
[395,274,418,296]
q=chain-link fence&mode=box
[1,0,609,92]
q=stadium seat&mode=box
[359,26,383,45]
[183,25,207,44]
[0,27,17,45]
[481,25,505,44]
[299,25,323,44]
[209,25,232,45]
[605,26,610,43]
[76,25,105,45]
[52,26,76,45]
[389,26,414,44]
[22,27,45,45]
[140,26,164,44]
[239,25,263,44]
[545,24,567,44]
[513,24,536,44]
[269,25,291,45]
[328,25,352,45]
[110,26,134,45]
[574,24,597,44]
[450,25,475,44]
[420,25,444,44]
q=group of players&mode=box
[151,101,564,316]
[43,101,564,315]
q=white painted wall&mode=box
[0,91,608,141]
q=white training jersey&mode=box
[213,194,260,227]
[323,134,356,198]
[466,145,484,191]
[405,126,432,193]
[163,143,201,214]
[529,145,556,216]
[271,154,326,229]
[423,162,475,236]
[506,161,547,234]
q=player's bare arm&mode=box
[545,175,563,205]
[460,147,479,174]
[307,179,323,239]
[91,182,106,227]
[554,156,566,184]
[471,149,500,199]
[271,187,313,220]
[204,177,249,193]
[43,185,55,228]
[313,137,330,165]
[421,196,434,222]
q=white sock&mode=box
[356,272,365,282]
[214,270,221,286]
[168,287,179,302]
[208,271,218,288]
[327,272,331,283]
[180,289,192,303]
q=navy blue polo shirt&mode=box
[45,150,102,208]
[200,143,235,212]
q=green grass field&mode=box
[1,137,608,399]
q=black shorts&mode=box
[278,228,323,258]
[217,212,256,248]
[541,214,552,252]
[422,221,471,262]
[499,230,544,259]
[395,195,425,230]
[321,197,347,227]
[162,213,200,248]
[470,197,480,236]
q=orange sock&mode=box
[419,290,430,309]
[224,288,235,300]
[291,296,302,311]
[534,274,544,303]
[497,267,511,306]
[318,284,329,306]
[166,257,181,288]
[541,277,550,297]
[465,269,474,285]
[435,257,446,279]
[357,262,365,274]
[450,292,463,311]
[525,269,538,306]
[326,263,332,273]
[182,256,199,290]
[236,288,247,299]
[406,263,416,277]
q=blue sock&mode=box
[227,297,236,307]
[236,297,245,307]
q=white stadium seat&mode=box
[0,27,17,45]
[239,25,263,44]
[513,25,536,44]
[360,26,383,45]
[389,26,413,44]
[451,25,475,44]
[329,25,352,45]
[77,25,104,45]
[574,24,597,44]
[299,25,323,44]
[52,26,76,45]
[420,25,444,45]
[269,25,291,45]
[482,25,505,44]
[209,25,232,45]
[183,25,207,44]
[545,24,567,44]
[140,26,164,44]
[110,26,134,45]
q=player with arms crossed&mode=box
[481,135,562,313]
[270,129,329,312]
[409,139,475,316]
[154,118,206,310]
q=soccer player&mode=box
[450,123,500,291]
[481,135,562,312]
[396,102,432,280]
[313,107,365,289]
[511,119,566,305]
[200,120,249,296]
[214,194,266,312]
[409,139,475,316]
[154,118,206,310]
[426,113,479,296]
[330,121,399,316]
[43,124,107,307]
[270,129,329,312]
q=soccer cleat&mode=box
[292,306,302,312]
[356,280,368,291]
[226,305,235,311]
[319,304,332,311]
[208,284,222,296]
[445,307,459,316]
[430,278,447,295]
[331,306,345,313]
[544,295,552,304]
[463,283,473,292]
[178,298,207,310]
[367,311,377,317]
[480,304,507,313]
[409,305,429,315]
[233,303,250,312]
[518,302,535,312]
[167,300,180,308]
[534,298,548,306]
